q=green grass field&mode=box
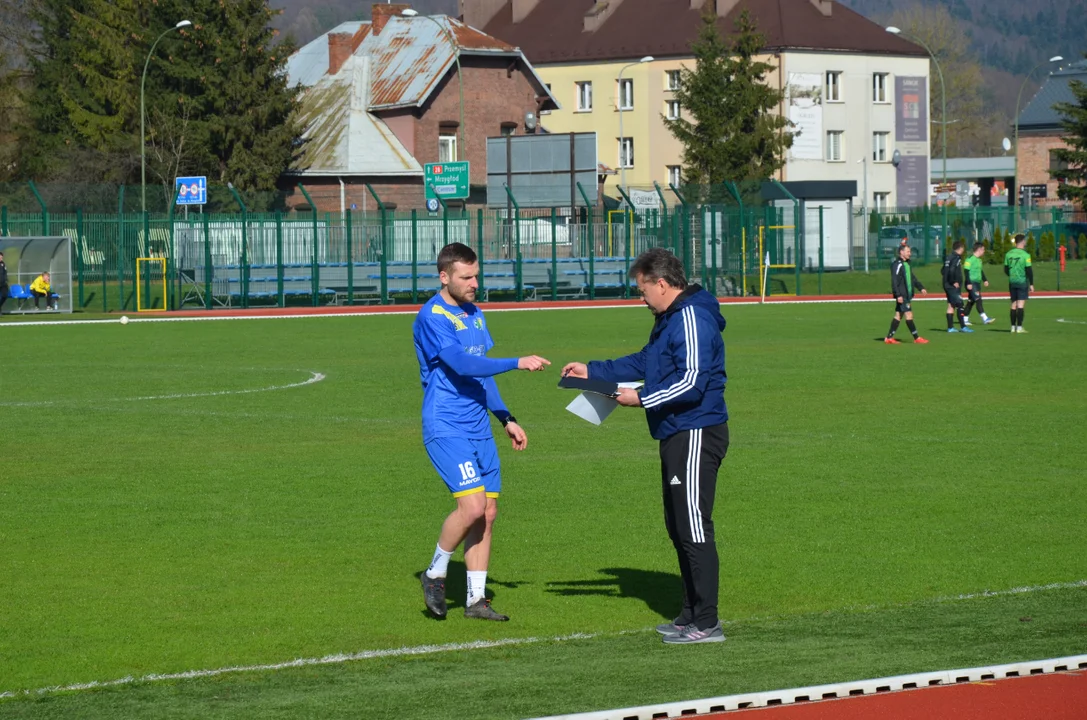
[1,299,1086,718]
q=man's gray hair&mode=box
[629,247,687,289]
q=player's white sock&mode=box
[426,543,453,579]
[981,313,989,321]
[466,571,487,605]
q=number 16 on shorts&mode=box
[425,436,502,498]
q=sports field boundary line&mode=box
[1,579,1083,702]
[2,292,1086,327]
[528,654,1087,720]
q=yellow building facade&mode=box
[537,56,782,195]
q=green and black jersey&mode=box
[1004,248,1033,287]
[962,255,987,284]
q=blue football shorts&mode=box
[425,436,501,498]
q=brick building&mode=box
[282,4,558,211]
[1015,59,1087,208]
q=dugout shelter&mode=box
[0,236,73,314]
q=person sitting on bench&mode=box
[30,271,56,311]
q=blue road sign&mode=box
[175,176,207,205]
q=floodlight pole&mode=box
[141,20,192,215]
[1014,56,1063,217]
[887,27,946,192]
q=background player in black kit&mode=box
[942,240,971,333]
[885,245,928,344]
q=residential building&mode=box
[467,0,931,210]
[1015,59,1087,208]
[283,4,558,211]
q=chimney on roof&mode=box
[809,0,832,16]
[716,0,740,17]
[372,4,410,35]
[328,25,369,75]
[512,0,542,23]
[583,0,626,33]
[460,0,507,28]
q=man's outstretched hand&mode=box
[518,355,551,371]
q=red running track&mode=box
[706,671,1087,719]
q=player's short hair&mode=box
[436,242,477,274]
[952,240,965,251]
[629,247,687,289]
[897,244,911,258]
[972,242,986,251]
[1014,233,1026,244]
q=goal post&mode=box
[136,257,167,312]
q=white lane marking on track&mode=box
[3,294,1087,328]
[0,371,326,408]
[2,579,1083,700]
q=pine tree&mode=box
[664,10,792,195]
[16,0,301,204]
[1050,60,1087,210]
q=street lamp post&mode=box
[141,20,192,215]
[886,27,946,191]
[402,9,464,163]
[1014,56,1063,212]
[617,56,654,200]
[857,156,868,271]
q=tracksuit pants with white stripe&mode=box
[659,423,729,631]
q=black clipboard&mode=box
[558,376,621,398]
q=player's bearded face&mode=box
[443,261,479,303]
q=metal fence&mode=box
[2,182,1084,312]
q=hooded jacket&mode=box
[587,284,728,440]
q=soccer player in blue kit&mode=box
[413,242,550,621]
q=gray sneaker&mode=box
[662,621,725,644]
[420,572,447,619]
[464,598,509,621]
[655,621,692,636]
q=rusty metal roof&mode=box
[291,54,421,177]
[285,15,559,176]
[287,16,558,110]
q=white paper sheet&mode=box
[564,382,642,425]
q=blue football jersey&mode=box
[413,294,496,442]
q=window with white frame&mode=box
[874,192,890,212]
[872,132,888,162]
[826,130,843,161]
[576,81,593,111]
[667,165,681,187]
[439,133,457,163]
[826,71,842,102]
[872,73,889,103]
[619,137,634,168]
[665,100,680,120]
[617,78,634,110]
[666,70,681,91]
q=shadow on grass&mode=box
[545,567,681,619]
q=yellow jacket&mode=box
[30,275,51,294]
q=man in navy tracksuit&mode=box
[562,248,728,645]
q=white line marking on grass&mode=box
[3,579,1084,701]
[0,371,325,408]
[1057,318,1087,325]
[3,293,1086,328]
[0,633,599,700]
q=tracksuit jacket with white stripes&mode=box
[587,284,728,440]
